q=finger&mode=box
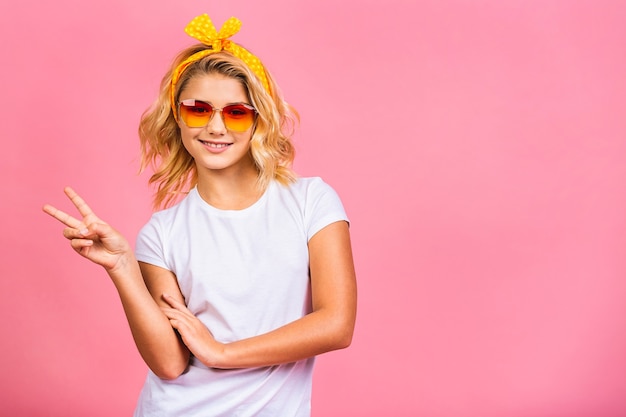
[64,187,97,219]
[63,226,93,240]
[42,204,84,229]
[77,222,110,240]
[161,307,191,322]
[70,238,94,252]
[162,293,190,312]
[161,310,189,331]
[160,307,180,319]
[167,318,186,334]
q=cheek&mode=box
[238,129,254,143]
[231,130,252,148]
[179,130,196,155]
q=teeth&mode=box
[201,141,229,148]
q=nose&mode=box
[205,109,227,135]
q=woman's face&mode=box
[177,73,256,178]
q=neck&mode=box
[196,165,264,210]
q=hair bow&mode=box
[170,14,271,115]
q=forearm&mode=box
[107,257,190,379]
[202,308,355,369]
[203,221,358,370]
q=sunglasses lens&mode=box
[222,104,256,132]
[179,101,256,131]
[179,100,214,128]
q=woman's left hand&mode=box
[161,294,225,367]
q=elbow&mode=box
[335,327,354,350]
[148,354,189,380]
[327,317,355,351]
[319,305,356,351]
[146,345,190,380]
[153,362,187,380]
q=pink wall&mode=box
[2,1,625,416]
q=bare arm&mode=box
[43,187,189,379]
[162,220,357,368]
[137,262,191,377]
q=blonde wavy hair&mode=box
[139,45,298,209]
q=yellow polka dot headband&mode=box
[170,14,271,117]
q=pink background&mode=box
[2,1,625,416]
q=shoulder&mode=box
[278,176,340,200]
[135,192,198,263]
[139,191,196,235]
[271,176,344,213]
[273,177,348,238]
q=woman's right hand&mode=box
[43,187,133,273]
[45,189,191,377]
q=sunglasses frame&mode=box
[178,99,257,132]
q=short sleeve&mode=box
[304,178,349,241]
[135,215,170,270]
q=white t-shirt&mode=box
[133,177,348,417]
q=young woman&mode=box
[44,14,356,417]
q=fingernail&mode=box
[79,228,89,236]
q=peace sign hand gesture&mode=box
[43,187,133,274]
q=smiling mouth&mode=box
[199,140,232,148]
